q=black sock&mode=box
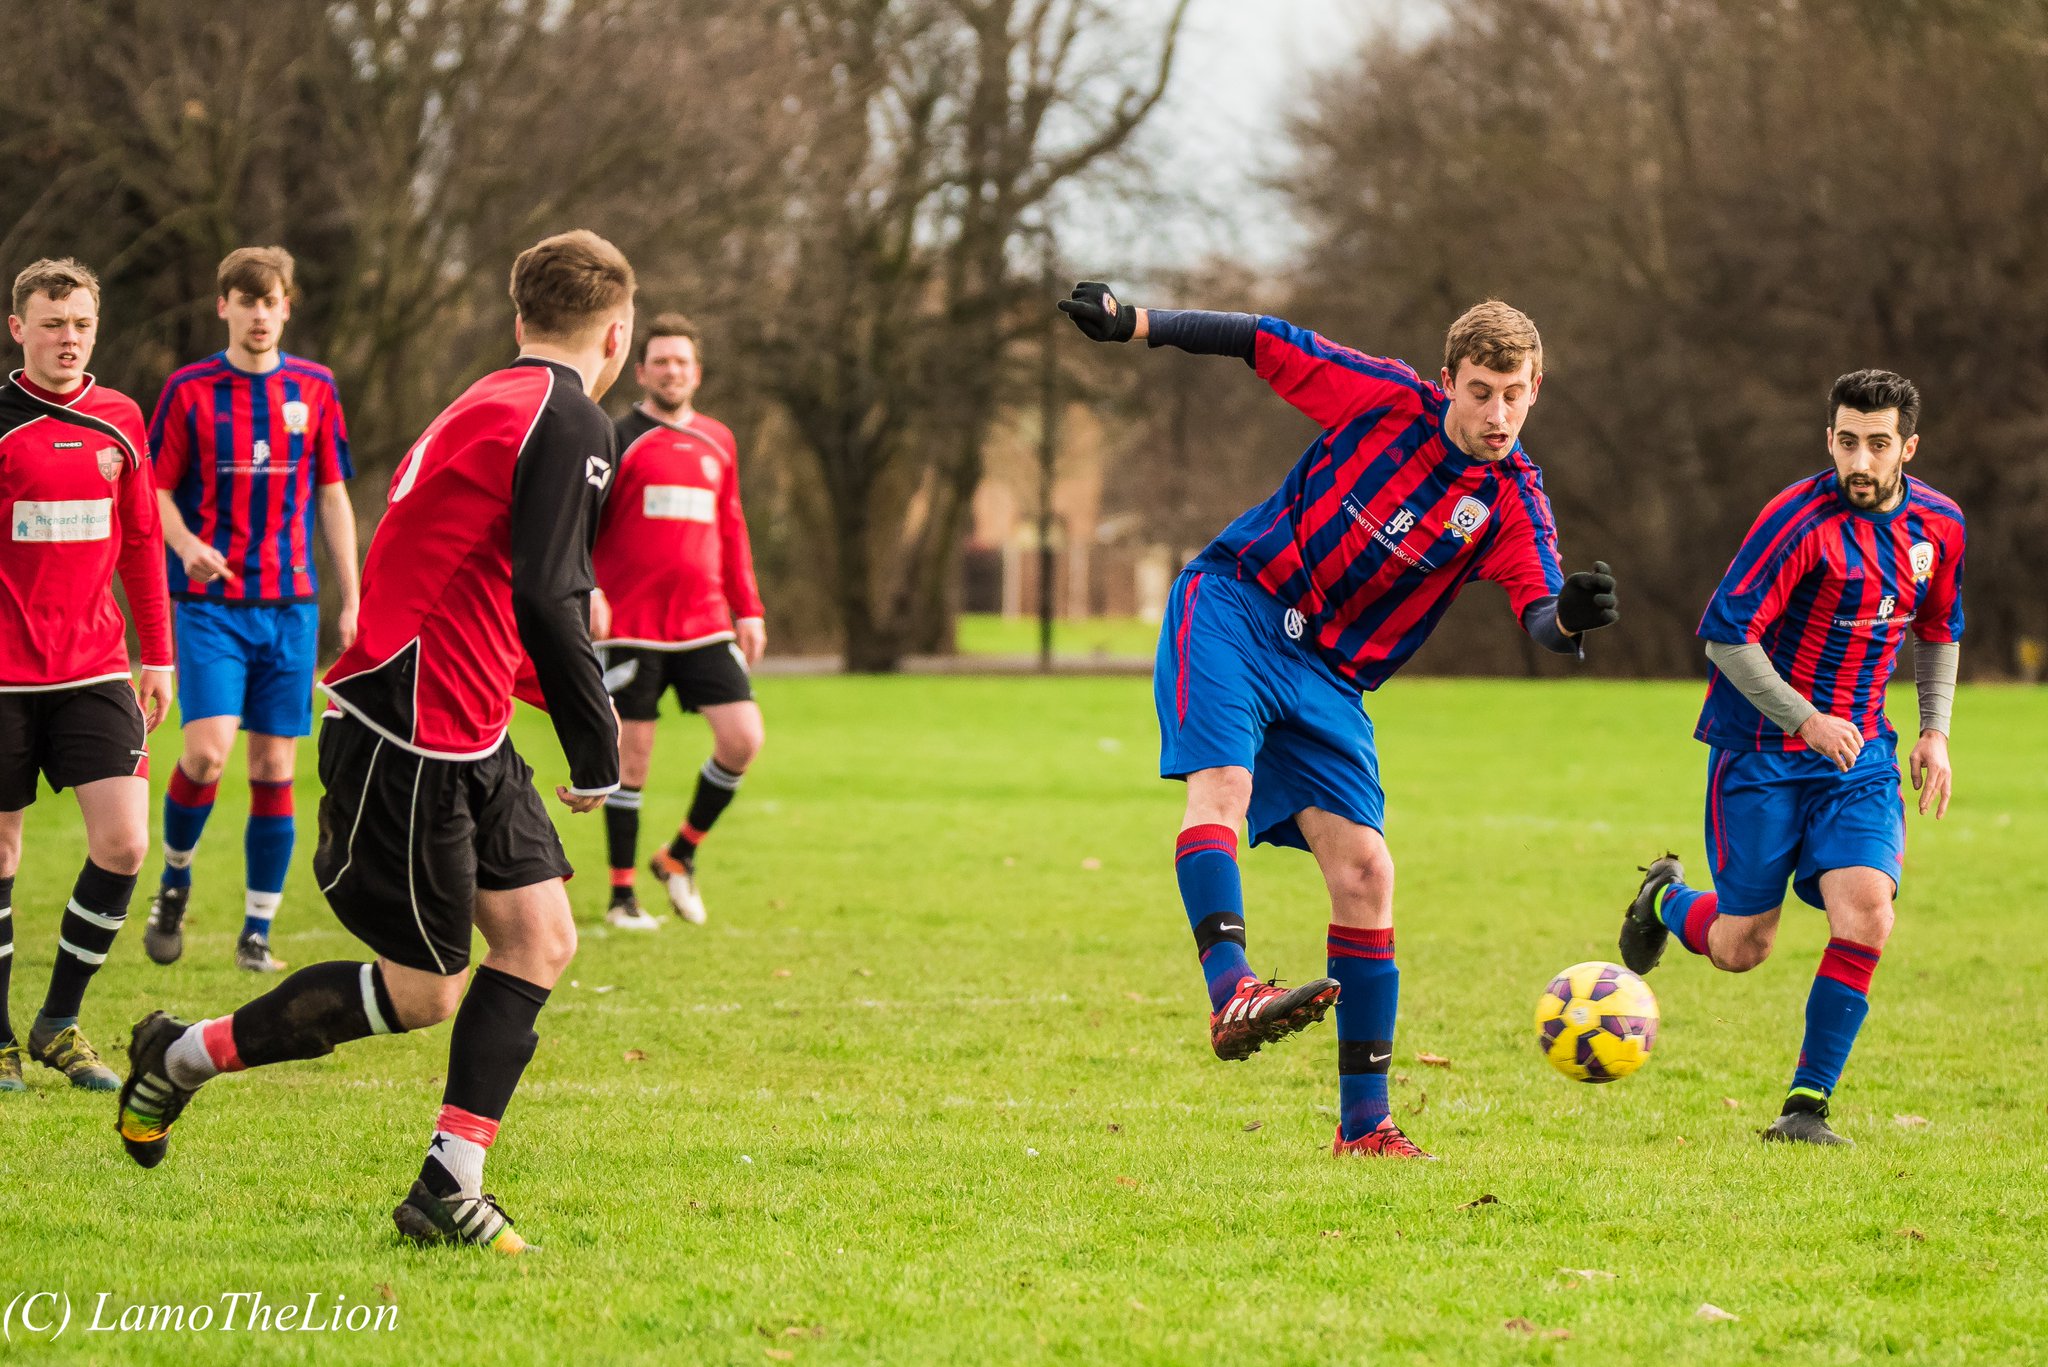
[423,966,550,1196]
[229,960,405,1068]
[39,861,135,1026]
[669,759,743,862]
[0,875,15,1046]
[605,788,641,900]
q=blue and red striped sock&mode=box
[243,779,295,938]
[1657,883,1720,956]
[1790,937,1881,1100]
[160,764,217,891]
[1329,924,1397,1141]
[1176,824,1252,1012]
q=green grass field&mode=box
[2,678,2045,1365]
[954,613,1158,659]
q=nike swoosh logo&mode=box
[1368,1052,1391,1064]
[1217,923,1242,932]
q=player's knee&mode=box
[719,725,763,773]
[1836,898,1895,949]
[88,830,149,877]
[1185,768,1252,825]
[535,920,578,977]
[178,752,228,786]
[390,971,465,1031]
[1712,925,1775,973]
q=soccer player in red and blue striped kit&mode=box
[1620,370,1963,1146]
[143,248,359,974]
[1062,283,1619,1159]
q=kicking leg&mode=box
[148,715,237,966]
[1766,867,1893,1147]
[396,879,577,1254]
[1301,808,1427,1159]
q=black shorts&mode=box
[0,679,149,811]
[311,712,572,975]
[601,641,753,722]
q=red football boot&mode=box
[1209,975,1340,1061]
[1332,1118,1434,1159]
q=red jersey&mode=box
[0,371,172,690]
[150,352,352,603]
[323,359,619,794]
[594,405,763,649]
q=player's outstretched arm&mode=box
[1908,639,1957,817]
[509,403,621,808]
[1059,281,1261,359]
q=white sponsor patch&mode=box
[12,498,112,542]
[644,484,715,523]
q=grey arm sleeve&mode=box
[1702,639,1817,737]
[1914,639,1959,736]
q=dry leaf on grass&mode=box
[1408,1088,1428,1116]
[1895,1114,1930,1129]
[1503,1318,1571,1340]
[1243,1120,1263,1132]
[1721,1097,1742,1109]
[1105,1123,1121,1134]
[1895,1227,1927,1242]
[1080,857,1102,870]
[374,1283,395,1303]
[772,968,793,979]
[1556,1267,1616,1283]
[1456,1193,1499,1210]
[782,1326,825,1339]
[1417,1052,1453,1067]
[1696,1303,1739,1322]
[623,1048,647,1063]
[1320,1229,1343,1239]
[765,1351,794,1362]
[1114,1176,1141,1189]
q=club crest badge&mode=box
[1445,495,1490,541]
[1909,540,1935,584]
[701,454,720,482]
[282,400,310,434]
[95,446,124,481]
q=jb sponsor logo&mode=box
[3,1289,397,1340]
[1343,496,1437,570]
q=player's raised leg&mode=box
[603,717,659,929]
[394,879,576,1253]
[1301,808,1429,1159]
[32,774,148,1091]
[1176,767,1255,1015]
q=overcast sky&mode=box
[1088,0,1443,275]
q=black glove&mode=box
[1556,561,1619,634]
[1057,281,1138,343]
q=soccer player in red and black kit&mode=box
[1062,283,1619,1159]
[592,312,765,929]
[0,258,174,1095]
[117,231,630,1253]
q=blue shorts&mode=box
[1704,735,1906,916]
[1155,568,1382,851]
[175,600,320,738]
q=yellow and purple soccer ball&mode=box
[1534,961,1659,1082]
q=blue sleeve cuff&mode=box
[1145,309,1258,363]
[1522,596,1584,658]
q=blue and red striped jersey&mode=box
[150,352,352,603]
[1696,471,1965,751]
[1190,317,1566,690]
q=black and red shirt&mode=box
[0,371,172,690]
[594,405,763,648]
[322,358,618,793]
